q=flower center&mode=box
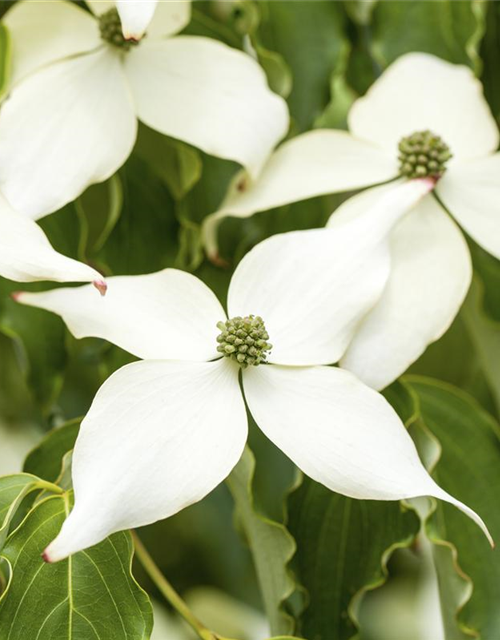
[216,315,272,368]
[398,130,452,179]
[99,8,141,51]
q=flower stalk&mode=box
[132,531,238,640]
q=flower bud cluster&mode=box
[216,315,272,367]
[99,8,140,51]
[398,130,452,179]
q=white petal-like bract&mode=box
[243,364,492,544]
[0,193,104,285]
[4,0,100,85]
[349,52,499,161]
[117,0,158,39]
[0,49,137,219]
[144,0,191,38]
[329,190,472,390]
[124,36,288,177]
[437,153,500,260]
[44,359,246,561]
[228,180,434,366]
[16,269,226,361]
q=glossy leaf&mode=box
[287,477,420,640]
[0,494,153,639]
[0,473,45,549]
[405,376,500,640]
[23,419,80,483]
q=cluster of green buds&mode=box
[99,8,140,51]
[398,130,452,179]
[216,315,272,368]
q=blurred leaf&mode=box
[75,175,124,262]
[0,23,11,99]
[343,0,378,26]
[481,1,500,121]
[287,477,420,640]
[99,156,180,275]
[314,42,357,130]
[461,279,500,416]
[134,124,202,201]
[370,0,487,71]
[0,494,153,639]
[0,289,66,415]
[23,419,80,483]
[226,447,298,636]
[405,376,500,640]
[256,0,348,130]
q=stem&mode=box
[36,480,64,495]
[131,531,219,640]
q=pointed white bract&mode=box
[45,358,247,560]
[328,187,472,391]
[204,52,500,386]
[17,270,225,361]
[0,193,105,288]
[116,0,159,39]
[0,0,288,218]
[17,225,493,561]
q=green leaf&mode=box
[404,376,500,640]
[134,124,202,201]
[0,23,11,99]
[343,0,378,26]
[370,0,487,71]
[75,175,124,261]
[226,447,298,636]
[0,473,46,549]
[23,419,80,483]
[256,0,348,130]
[461,279,500,415]
[287,477,420,640]
[0,287,67,414]
[99,155,180,275]
[0,493,153,639]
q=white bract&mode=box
[17,211,492,561]
[0,192,106,290]
[0,0,288,218]
[203,53,500,390]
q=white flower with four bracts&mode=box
[17,208,492,561]
[203,53,500,391]
[0,0,288,218]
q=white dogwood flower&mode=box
[0,0,288,218]
[0,192,106,291]
[17,200,491,561]
[203,52,500,390]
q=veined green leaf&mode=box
[0,473,49,549]
[404,376,500,640]
[226,447,298,636]
[287,477,420,640]
[0,494,153,639]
